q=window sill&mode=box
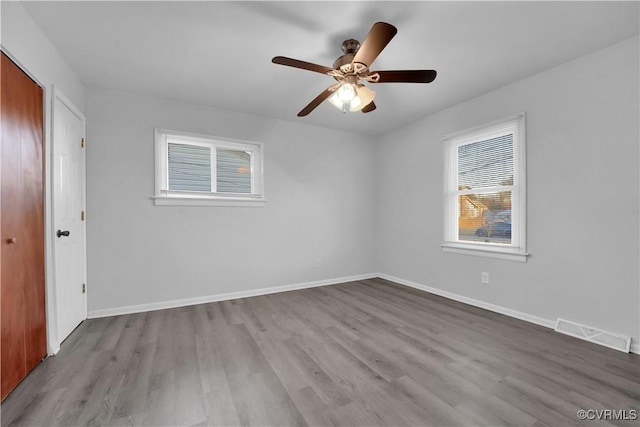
[153,196,266,207]
[441,242,529,262]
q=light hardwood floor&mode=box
[2,278,639,426]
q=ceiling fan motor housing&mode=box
[333,39,360,69]
[342,39,360,53]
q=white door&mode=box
[53,91,86,342]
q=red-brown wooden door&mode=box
[1,52,46,401]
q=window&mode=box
[154,129,264,206]
[442,114,527,262]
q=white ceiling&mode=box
[22,1,639,136]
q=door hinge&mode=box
[81,211,85,221]
[81,138,85,148]
[82,283,86,294]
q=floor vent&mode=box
[555,318,631,353]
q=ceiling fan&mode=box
[272,22,437,117]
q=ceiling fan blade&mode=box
[370,70,437,83]
[351,22,397,67]
[272,56,334,75]
[362,102,376,113]
[297,84,340,117]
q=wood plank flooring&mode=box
[2,278,639,426]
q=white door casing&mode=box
[52,88,87,343]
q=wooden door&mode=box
[1,52,46,401]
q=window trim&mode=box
[153,128,265,207]
[441,113,528,262]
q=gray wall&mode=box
[85,87,376,313]
[375,36,639,345]
[85,36,639,347]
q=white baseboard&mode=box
[377,273,555,329]
[377,273,640,355]
[87,273,377,319]
[86,271,640,356]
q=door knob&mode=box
[6,237,16,244]
[56,230,70,238]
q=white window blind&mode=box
[154,129,264,206]
[216,149,252,194]
[457,133,515,245]
[168,143,212,192]
[458,135,513,190]
[443,114,527,261]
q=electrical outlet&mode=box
[481,272,489,284]
[315,258,322,268]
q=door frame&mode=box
[50,86,87,353]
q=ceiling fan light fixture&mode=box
[356,85,376,110]
[328,83,374,113]
[328,83,354,112]
[350,96,362,110]
[337,83,357,102]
